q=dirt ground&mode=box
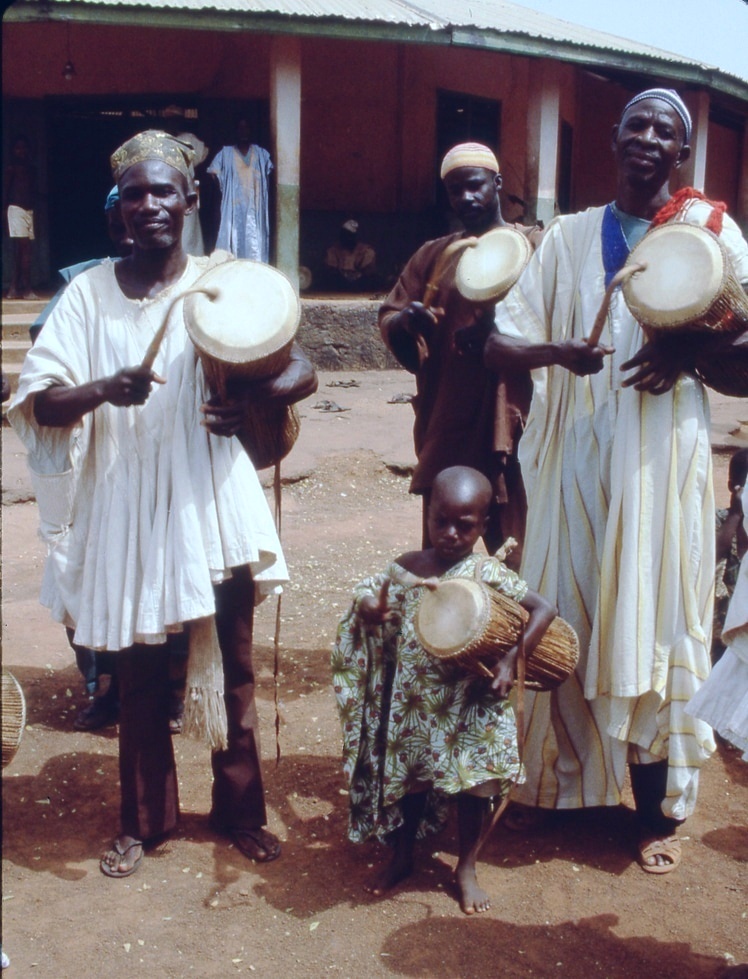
[2,371,747,979]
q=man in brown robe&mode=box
[379,143,541,566]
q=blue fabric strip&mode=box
[602,204,630,288]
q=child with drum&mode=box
[332,466,557,914]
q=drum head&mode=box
[415,579,490,658]
[454,227,532,303]
[622,224,726,329]
[184,260,300,365]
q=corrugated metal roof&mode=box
[5,0,745,91]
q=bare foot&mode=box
[455,864,491,914]
[364,851,414,896]
[100,835,144,878]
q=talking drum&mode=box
[621,223,748,336]
[184,259,302,469]
[2,670,26,769]
[454,226,533,304]
[415,579,579,691]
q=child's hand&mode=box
[357,580,399,626]
[490,648,518,699]
[728,484,744,518]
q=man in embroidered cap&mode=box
[9,129,317,877]
[379,142,542,566]
[486,89,748,872]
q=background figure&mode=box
[713,448,748,666]
[687,482,748,759]
[176,131,208,257]
[208,117,273,262]
[4,135,37,299]
[322,219,379,291]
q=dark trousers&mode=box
[117,566,266,841]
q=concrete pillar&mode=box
[270,36,301,291]
[525,62,561,226]
[677,89,710,192]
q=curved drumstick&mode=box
[422,237,478,310]
[140,285,220,370]
[587,263,646,348]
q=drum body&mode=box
[454,227,532,304]
[184,259,302,468]
[415,579,579,692]
[2,670,26,768]
[622,224,748,334]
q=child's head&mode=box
[428,466,492,562]
[728,448,748,492]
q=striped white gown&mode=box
[494,202,748,820]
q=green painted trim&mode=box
[4,0,747,102]
[275,182,299,290]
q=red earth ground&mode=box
[2,371,747,978]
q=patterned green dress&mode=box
[331,553,527,844]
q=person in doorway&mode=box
[4,135,38,300]
[208,116,273,262]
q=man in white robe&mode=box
[9,131,317,877]
[485,89,748,872]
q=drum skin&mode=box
[622,224,748,332]
[415,578,579,692]
[184,260,300,379]
[454,227,532,304]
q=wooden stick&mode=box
[140,285,219,370]
[587,262,645,348]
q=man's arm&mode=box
[484,327,611,376]
[33,367,164,427]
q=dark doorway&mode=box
[434,90,501,232]
[44,97,269,272]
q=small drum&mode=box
[2,670,26,768]
[454,227,533,304]
[184,259,302,468]
[415,579,579,692]
[622,224,748,335]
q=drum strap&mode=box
[475,622,526,856]
[273,461,283,767]
[471,551,527,855]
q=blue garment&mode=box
[208,145,273,262]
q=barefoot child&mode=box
[332,466,556,914]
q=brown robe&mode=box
[379,223,539,562]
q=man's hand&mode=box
[557,339,614,376]
[200,398,245,438]
[621,339,689,394]
[103,366,164,407]
[224,342,318,406]
[399,302,440,340]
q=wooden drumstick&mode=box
[587,262,646,347]
[140,285,220,371]
[422,237,479,310]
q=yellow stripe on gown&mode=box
[493,201,748,820]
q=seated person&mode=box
[322,219,379,291]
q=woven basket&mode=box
[2,670,26,768]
